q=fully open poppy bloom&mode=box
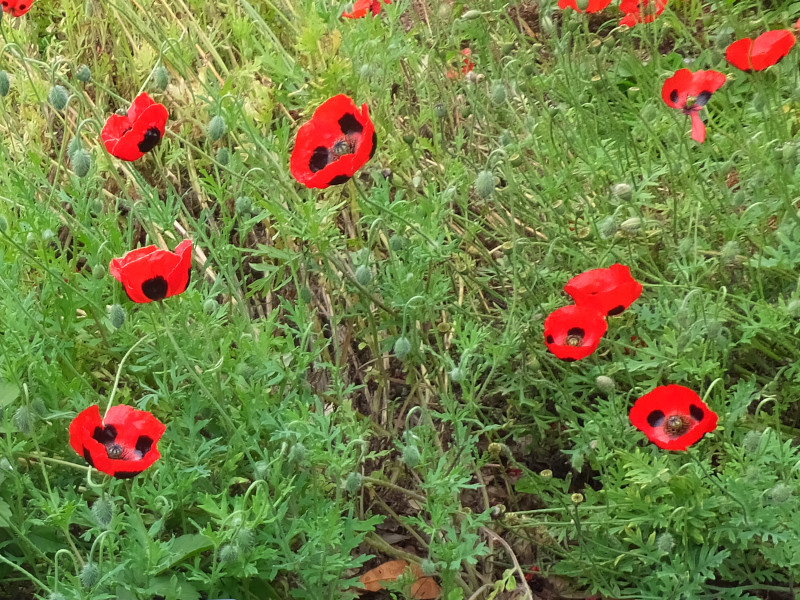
[101,92,168,162]
[342,0,390,18]
[725,30,796,72]
[289,95,376,189]
[629,385,717,451]
[110,240,192,303]
[558,0,612,13]
[1,0,34,17]
[564,264,642,317]
[69,405,166,478]
[544,305,608,361]
[661,68,726,143]
[619,0,667,26]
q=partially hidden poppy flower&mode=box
[289,95,376,189]
[725,30,795,72]
[1,0,34,17]
[101,92,168,162]
[109,239,192,303]
[447,49,475,79]
[544,304,608,361]
[342,0,390,18]
[558,0,612,14]
[564,264,642,317]
[69,404,166,478]
[629,385,718,451]
[661,68,726,143]
[619,0,667,27]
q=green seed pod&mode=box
[394,336,412,359]
[203,298,219,314]
[48,85,68,111]
[344,472,363,493]
[474,170,495,199]
[742,430,762,453]
[153,65,169,92]
[91,264,105,279]
[769,483,792,504]
[720,240,740,267]
[611,182,632,201]
[595,375,615,394]
[655,532,674,552]
[434,103,447,119]
[355,265,372,285]
[108,304,126,329]
[215,147,230,166]
[402,133,415,145]
[72,149,92,178]
[234,195,252,217]
[288,442,307,465]
[0,215,8,233]
[92,498,114,528]
[13,406,31,434]
[0,71,10,97]
[80,562,100,588]
[218,543,240,563]
[76,65,91,83]
[490,82,507,106]
[460,9,482,19]
[402,444,420,468]
[207,115,227,141]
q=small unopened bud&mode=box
[402,444,420,468]
[108,304,126,329]
[490,82,507,106]
[84,0,94,17]
[91,264,105,279]
[742,430,762,453]
[388,235,406,251]
[0,71,10,97]
[48,85,68,110]
[92,498,114,528]
[207,115,227,141]
[488,442,503,457]
[474,170,495,199]
[234,195,252,216]
[153,65,169,92]
[215,147,230,165]
[597,216,617,239]
[460,9,482,19]
[611,183,633,201]
[0,215,8,233]
[655,532,674,552]
[571,493,584,504]
[788,299,800,317]
[620,217,642,234]
[288,442,307,465]
[355,265,372,285]
[47,593,67,600]
[769,483,792,504]
[394,336,412,359]
[76,65,91,82]
[237,528,255,551]
[80,562,100,588]
[449,366,464,382]
[253,460,269,480]
[203,298,219,314]
[218,543,240,563]
[13,406,31,434]
[402,133,415,145]
[434,103,447,119]
[344,472,363,493]
[68,136,83,158]
[72,149,91,178]
[420,558,436,576]
[595,375,615,393]
[540,15,555,34]
[720,240,740,266]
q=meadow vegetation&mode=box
[2,0,800,598]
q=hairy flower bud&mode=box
[207,115,227,141]
[215,147,230,166]
[234,196,252,217]
[742,430,762,453]
[344,472,363,493]
[153,65,169,92]
[108,304,126,329]
[0,71,10,97]
[76,65,91,83]
[474,170,495,199]
[595,375,615,394]
[402,444,421,468]
[394,336,412,359]
[80,562,100,588]
[218,543,239,563]
[92,498,114,528]
[203,298,219,314]
[355,265,372,286]
[655,532,674,552]
[48,85,68,111]
[72,149,92,178]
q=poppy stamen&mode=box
[333,138,355,157]
[106,444,124,459]
[664,415,691,437]
[565,327,585,347]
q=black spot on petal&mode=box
[689,404,704,421]
[647,410,665,427]
[92,424,117,445]
[83,447,95,467]
[137,127,162,153]
[328,174,350,186]
[546,335,554,344]
[567,327,585,337]
[141,276,168,301]
[695,91,712,108]
[113,471,140,480]
[338,113,363,135]
[309,146,329,173]
[369,132,377,160]
[669,89,678,104]
[135,436,154,457]
[607,305,625,316]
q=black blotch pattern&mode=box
[546,335,554,344]
[695,91,712,108]
[669,89,679,104]
[136,435,154,457]
[92,424,117,445]
[564,358,576,363]
[647,410,665,427]
[328,174,350,186]
[567,327,585,338]
[309,146,329,173]
[141,276,168,301]
[689,404,704,421]
[338,113,363,135]
[83,447,95,467]
[369,132,377,160]
[137,127,162,153]
[114,471,140,480]
[607,305,625,316]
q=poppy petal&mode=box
[564,264,642,316]
[750,30,795,71]
[661,68,694,109]
[725,38,754,71]
[689,112,706,144]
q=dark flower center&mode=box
[332,138,355,157]
[664,415,691,436]
[565,327,585,347]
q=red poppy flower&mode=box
[101,92,168,162]
[69,405,166,478]
[289,95,376,189]
[543,305,608,361]
[109,240,192,303]
[564,264,642,317]
[558,0,611,13]
[1,0,34,17]
[661,68,726,143]
[725,30,795,72]
[629,385,717,451]
[447,49,475,79]
[619,0,667,26]
[342,0,390,18]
